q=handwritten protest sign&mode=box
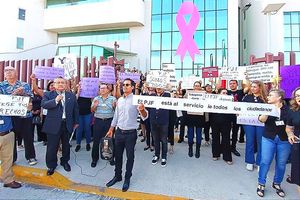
[79,78,99,98]
[132,95,279,117]
[119,72,141,82]
[246,63,278,83]
[53,54,77,80]
[0,95,30,117]
[220,66,247,80]
[180,75,202,89]
[202,67,219,78]
[99,65,116,84]
[237,115,264,127]
[146,70,168,88]
[33,66,65,80]
[162,63,177,90]
[280,65,300,98]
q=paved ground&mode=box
[1,131,300,200]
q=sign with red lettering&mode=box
[202,67,218,78]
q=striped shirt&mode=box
[92,95,116,119]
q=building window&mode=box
[16,37,24,49]
[46,0,106,8]
[284,12,300,64]
[18,8,25,20]
[150,0,228,77]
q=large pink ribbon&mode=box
[176,2,200,61]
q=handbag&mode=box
[100,137,114,161]
[32,115,42,125]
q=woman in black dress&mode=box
[286,87,300,194]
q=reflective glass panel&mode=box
[205,11,216,29]
[162,14,172,32]
[152,0,162,14]
[152,15,161,32]
[152,33,161,50]
[161,32,171,50]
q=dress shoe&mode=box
[61,163,71,172]
[122,179,130,192]
[231,149,241,157]
[86,144,91,151]
[91,160,97,168]
[47,168,55,176]
[177,139,183,143]
[109,160,115,166]
[3,181,22,189]
[106,176,122,187]
[75,145,81,152]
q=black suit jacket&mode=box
[41,90,79,135]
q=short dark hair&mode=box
[47,81,54,91]
[124,78,134,86]
[229,80,238,84]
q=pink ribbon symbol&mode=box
[176,2,200,61]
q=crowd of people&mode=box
[0,65,299,197]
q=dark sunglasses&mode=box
[123,83,132,87]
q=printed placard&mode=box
[220,66,247,80]
[79,78,100,98]
[246,63,278,83]
[202,67,219,78]
[33,66,65,80]
[280,65,300,98]
[0,95,30,117]
[162,63,177,90]
[99,65,116,84]
[53,54,78,80]
[119,72,141,82]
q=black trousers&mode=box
[12,117,36,160]
[92,118,112,162]
[46,121,70,169]
[230,116,239,150]
[168,119,175,146]
[114,129,137,180]
[144,118,154,147]
[179,115,186,140]
[151,122,168,159]
[290,142,300,186]
[204,120,211,142]
[211,121,232,162]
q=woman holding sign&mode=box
[242,80,267,171]
[286,87,300,194]
[256,89,290,197]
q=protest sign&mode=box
[180,75,202,89]
[237,115,264,127]
[146,70,168,88]
[132,95,279,117]
[246,63,278,83]
[53,54,77,80]
[280,65,300,98]
[0,95,30,117]
[220,66,246,80]
[119,72,141,82]
[79,77,100,98]
[162,63,177,90]
[202,67,219,78]
[33,66,65,80]
[99,65,116,84]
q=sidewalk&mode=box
[3,133,300,200]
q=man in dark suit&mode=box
[41,77,79,175]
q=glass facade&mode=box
[151,0,228,77]
[46,0,106,8]
[284,12,300,64]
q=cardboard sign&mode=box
[280,65,300,98]
[246,63,278,83]
[79,77,100,98]
[162,63,177,90]
[0,95,30,117]
[99,65,116,84]
[202,67,219,78]
[119,72,141,82]
[146,70,168,89]
[220,66,247,80]
[33,66,65,80]
[53,54,77,80]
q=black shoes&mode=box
[232,149,241,157]
[91,160,97,168]
[106,176,122,187]
[177,138,183,143]
[75,145,81,152]
[3,181,22,189]
[122,179,130,192]
[61,162,71,172]
[47,168,55,176]
[86,144,91,151]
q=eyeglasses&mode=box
[4,69,14,72]
[123,84,131,87]
[55,81,66,84]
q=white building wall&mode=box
[0,0,57,60]
[241,0,300,64]
[228,0,240,68]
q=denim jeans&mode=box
[76,113,92,145]
[243,125,264,165]
[258,136,291,185]
[188,127,202,144]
